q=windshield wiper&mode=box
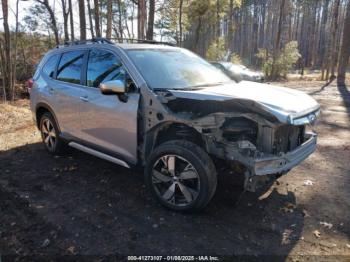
[178,82,227,90]
[154,86,205,91]
[153,82,228,92]
[188,82,228,88]
[169,87,204,91]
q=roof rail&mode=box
[56,37,176,48]
[56,37,113,48]
[111,38,176,46]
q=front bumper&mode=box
[252,132,317,176]
[206,129,317,192]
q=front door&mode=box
[79,49,140,164]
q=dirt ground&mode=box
[0,80,350,259]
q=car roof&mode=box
[53,38,178,51]
[44,42,179,60]
[116,43,178,50]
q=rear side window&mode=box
[86,49,124,88]
[57,51,85,84]
[42,54,59,78]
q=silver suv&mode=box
[30,38,320,211]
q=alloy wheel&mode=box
[41,118,57,152]
[152,155,200,207]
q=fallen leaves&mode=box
[320,221,333,229]
[303,180,314,186]
[281,229,293,245]
[0,100,41,151]
[280,202,296,213]
[313,230,321,238]
[302,209,311,217]
[67,246,76,254]
[41,238,50,248]
[319,241,337,248]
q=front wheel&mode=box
[145,140,217,212]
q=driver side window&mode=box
[86,49,128,88]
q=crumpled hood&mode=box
[168,81,320,123]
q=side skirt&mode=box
[68,142,130,169]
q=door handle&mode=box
[48,88,54,94]
[80,96,89,102]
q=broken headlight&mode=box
[289,109,321,126]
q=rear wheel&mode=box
[39,112,66,154]
[145,140,217,211]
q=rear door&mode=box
[79,48,140,164]
[51,50,87,138]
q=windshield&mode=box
[126,48,231,90]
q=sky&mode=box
[0,0,171,42]
[0,0,136,39]
[1,0,38,31]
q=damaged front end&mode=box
[152,91,320,192]
[205,118,317,192]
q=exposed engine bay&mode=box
[141,87,320,192]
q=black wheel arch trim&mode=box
[143,121,205,165]
[35,102,61,132]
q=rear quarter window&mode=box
[42,54,60,78]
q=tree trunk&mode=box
[146,0,155,40]
[11,0,20,101]
[179,0,184,46]
[265,0,273,49]
[271,0,286,79]
[68,0,75,40]
[78,0,87,40]
[131,1,135,38]
[226,0,233,52]
[280,0,292,48]
[194,17,203,54]
[320,0,330,79]
[252,0,259,65]
[0,39,7,102]
[303,4,311,67]
[259,0,266,49]
[138,0,147,39]
[87,0,95,38]
[294,5,300,41]
[106,0,113,38]
[36,0,60,45]
[337,0,350,86]
[311,1,321,68]
[1,0,13,101]
[330,0,341,78]
[94,0,101,37]
[216,0,220,43]
[61,0,70,42]
[118,0,124,38]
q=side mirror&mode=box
[99,80,126,95]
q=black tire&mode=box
[145,140,217,212]
[39,112,67,155]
